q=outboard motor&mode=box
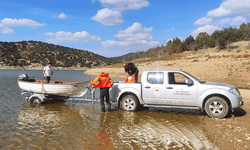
[18,74,29,81]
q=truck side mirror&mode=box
[185,79,193,85]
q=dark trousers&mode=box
[44,76,51,83]
[100,87,111,112]
[135,73,138,83]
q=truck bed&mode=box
[109,82,142,103]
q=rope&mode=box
[41,81,44,99]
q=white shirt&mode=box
[43,66,53,77]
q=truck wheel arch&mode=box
[118,92,140,109]
[202,94,231,110]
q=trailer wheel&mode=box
[30,97,42,104]
[205,96,229,119]
[121,95,139,111]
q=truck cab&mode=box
[109,70,243,118]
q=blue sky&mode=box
[0,0,250,57]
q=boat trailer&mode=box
[21,83,98,104]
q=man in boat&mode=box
[43,62,53,83]
[90,72,114,112]
[123,62,139,83]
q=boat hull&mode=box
[18,80,90,97]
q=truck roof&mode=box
[143,69,184,72]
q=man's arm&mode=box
[90,81,100,85]
[90,77,100,85]
[110,80,114,86]
[43,69,47,77]
[133,67,139,76]
[50,69,53,76]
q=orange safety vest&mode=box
[91,73,112,88]
[125,74,135,83]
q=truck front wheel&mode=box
[121,95,139,111]
[205,96,229,119]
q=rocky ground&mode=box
[201,89,250,150]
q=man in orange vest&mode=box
[90,72,114,112]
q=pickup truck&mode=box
[109,70,243,118]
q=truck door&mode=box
[142,72,166,104]
[165,72,198,106]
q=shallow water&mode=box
[0,70,217,149]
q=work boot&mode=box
[108,103,111,112]
[101,104,105,112]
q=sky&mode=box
[0,0,250,57]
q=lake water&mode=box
[0,70,217,149]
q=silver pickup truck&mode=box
[109,69,243,118]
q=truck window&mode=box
[147,72,164,84]
[168,72,188,84]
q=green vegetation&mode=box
[0,40,117,68]
[113,22,250,62]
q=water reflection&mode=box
[6,101,217,150]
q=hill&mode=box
[0,40,117,69]
[111,52,135,62]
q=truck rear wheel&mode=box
[205,96,229,119]
[121,95,139,111]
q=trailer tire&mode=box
[30,97,42,104]
[205,96,229,119]
[121,95,139,111]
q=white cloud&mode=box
[166,27,175,31]
[1,18,45,29]
[194,17,213,26]
[92,0,149,11]
[58,12,68,19]
[101,40,159,49]
[194,16,247,27]
[101,22,160,51]
[227,16,247,26]
[44,31,101,43]
[191,25,221,38]
[179,37,183,41]
[91,8,123,26]
[114,22,153,40]
[2,27,14,34]
[91,0,149,26]
[0,23,14,34]
[166,38,172,43]
[207,0,250,18]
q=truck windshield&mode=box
[183,71,204,83]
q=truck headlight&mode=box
[229,88,241,96]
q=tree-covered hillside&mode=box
[0,40,117,68]
[114,22,250,62]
